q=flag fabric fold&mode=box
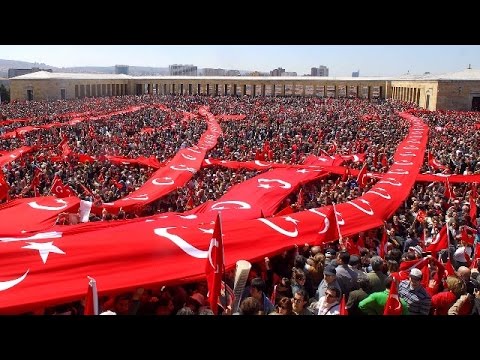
[205,212,224,314]
[84,276,98,315]
[339,294,348,315]
[383,277,402,315]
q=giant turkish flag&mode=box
[0,112,428,314]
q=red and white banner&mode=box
[0,112,429,314]
[0,196,80,236]
[91,107,222,214]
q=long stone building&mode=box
[8,68,480,111]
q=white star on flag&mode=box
[22,241,66,264]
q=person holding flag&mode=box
[358,276,409,315]
[398,268,432,315]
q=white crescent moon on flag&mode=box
[347,199,374,216]
[393,160,413,166]
[187,148,201,154]
[153,227,208,258]
[170,165,196,173]
[378,177,403,186]
[123,194,149,201]
[178,214,197,219]
[258,217,299,237]
[181,153,197,161]
[388,169,409,175]
[254,160,271,167]
[152,177,175,186]
[257,178,291,189]
[308,209,330,234]
[27,199,68,211]
[0,270,29,291]
[392,294,402,311]
[369,187,391,200]
[211,201,251,211]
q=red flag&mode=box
[443,259,456,278]
[84,276,98,315]
[379,227,388,258]
[471,243,480,269]
[426,225,449,253]
[30,167,42,188]
[444,179,455,200]
[344,237,360,255]
[356,164,368,188]
[186,195,194,209]
[383,277,402,315]
[79,183,93,197]
[470,193,478,226]
[296,188,304,208]
[428,151,448,171]
[327,141,337,155]
[205,212,224,315]
[339,294,348,315]
[50,176,74,198]
[461,227,475,246]
[0,172,10,201]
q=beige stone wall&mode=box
[436,81,480,111]
[390,81,438,110]
[10,79,130,101]
[10,76,398,103]
[126,78,389,98]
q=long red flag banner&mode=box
[0,111,428,314]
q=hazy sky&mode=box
[0,45,478,77]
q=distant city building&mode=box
[115,65,129,75]
[352,70,360,77]
[270,67,285,76]
[202,68,226,76]
[248,71,269,76]
[169,64,197,76]
[226,70,241,76]
[9,67,480,112]
[281,72,297,77]
[8,67,52,78]
[311,66,329,77]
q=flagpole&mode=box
[332,202,343,243]
[445,220,453,266]
[218,211,226,316]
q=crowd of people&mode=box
[1,94,479,315]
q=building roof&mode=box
[10,71,131,80]
[10,69,480,82]
[129,75,393,81]
[396,68,480,81]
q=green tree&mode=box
[0,84,10,103]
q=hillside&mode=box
[0,59,170,77]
